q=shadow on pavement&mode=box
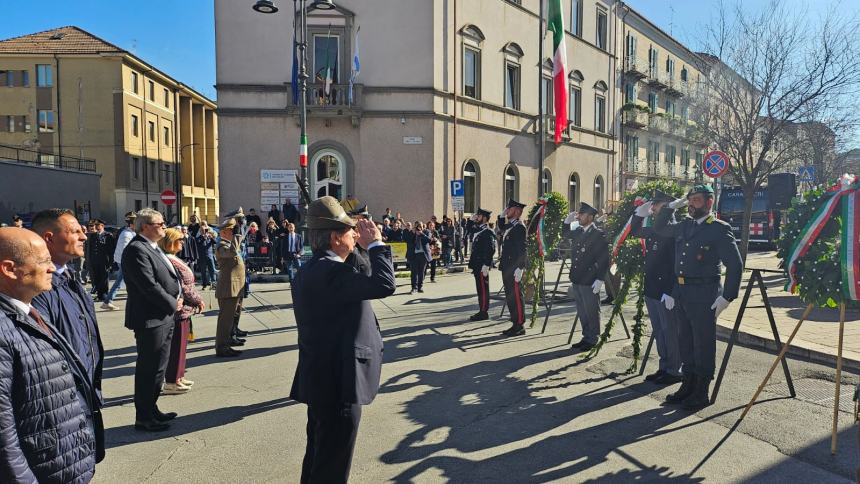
[101,345,294,379]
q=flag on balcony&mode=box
[291,21,299,105]
[547,0,567,144]
[349,26,360,105]
[323,24,333,96]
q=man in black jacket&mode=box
[290,196,396,483]
[630,190,683,384]
[468,208,495,321]
[31,208,106,462]
[405,221,432,293]
[568,202,609,352]
[121,208,183,432]
[0,227,98,482]
[86,219,114,302]
[499,199,528,336]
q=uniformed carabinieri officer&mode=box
[567,202,609,352]
[498,199,528,336]
[632,190,683,384]
[468,208,495,321]
[652,184,743,410]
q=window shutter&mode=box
[0,71,6,87]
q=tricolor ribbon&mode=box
[533,197,549,257]
[785,174,860,299]
[612,197,649,258]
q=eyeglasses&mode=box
[147,222,166,227]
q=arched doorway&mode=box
[312,149,345,200]
[463,160,480,214]
[593,175,604,211]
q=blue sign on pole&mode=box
[798,166,815,183]
[450,179,464,197]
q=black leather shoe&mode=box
[234,329,249,337]
[645,370,665,382]
[666,374,696,404]
[216,348,242,357]
[682,377,712,410]
[502,325,525,337]
[134,420,170,432]
[154,410,177,422]
[571,339,588,349]
[469,312,489,321]
[229,338,245,346]
[574,343,594,353]
[655,373,685,385]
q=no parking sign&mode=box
[702,150,730,178]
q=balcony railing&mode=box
[287,83,363,111]
[624,56,648,79]
[622,109,648,128]
[646,161,663,177]
[669,119,687,137]
[625,156,645,174]
[665,77,683,96]
[0,143,96,173]
[647,68,668,89]
[648,115,669,132]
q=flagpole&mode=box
[538,0,545,197]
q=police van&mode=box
[717,186,782,248]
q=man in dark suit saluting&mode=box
[290,196,396,484]
[121,208,183,432]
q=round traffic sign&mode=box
[160,189,177,205]
[702,150,730,178]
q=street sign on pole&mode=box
[702,150,730,178]
[160,189,177,205]
[450,179,464,197]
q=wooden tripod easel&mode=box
[739,302,849,455]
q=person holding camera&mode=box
[406,221,432,294]
[468,208,495,321]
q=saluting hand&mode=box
[355,219,382,250]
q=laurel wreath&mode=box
[523,191,568,328]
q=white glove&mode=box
[481,265,489,277]
[668,198,688,210]
[563,212,578,224]
[661,293,675,310]
[591,280,603,294]
[634,201,652,218]
[514,267,523,283]
[710,296,731,318]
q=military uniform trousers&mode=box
[91,265,109,300]
[301,402,362,484]
[571,284,601,345]
[216,296,242,351]
[643,296,682,376]
[675,282,720,379]
[502,270,525,326]
[474,271,490,313]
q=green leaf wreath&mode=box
[776,180,860,309]
[523,192,568,328]
[585,180,686,373]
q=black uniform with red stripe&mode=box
[468,224,495,313]
[499,219,527,326]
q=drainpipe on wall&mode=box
[617,3,631,200]
[54,54,63,164]
[452,0,458,217]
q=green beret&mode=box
[686,184,714,197]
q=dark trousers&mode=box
[217,297,241,351]
[676,283,720,379]
[165,319,190,384]
[133,322,175,421]
[91,266,109,299]
[409,258,427,290]
[427,259,438,281]
[301,402,362,484]
[474,271,489,313]
[502,270,525,326]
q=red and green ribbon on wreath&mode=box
[532,197,549,257]
[611,196,650,259]
[785,174,860,300]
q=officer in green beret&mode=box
[651,183,743,409]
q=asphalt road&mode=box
[92,264,859,483]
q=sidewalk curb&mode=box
[716,323,860,374]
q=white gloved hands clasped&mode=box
[661,293,675,310]
[668,198,689,210]
[634,201,652,218]
[591,280,604,294]
[710,296,731,318]
[514,267,523,283]
[481,265,489,277]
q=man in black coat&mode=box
[405,221,432,293]
[468,208,495,321]
[290,196,396,484]
[86,219,114,302]
[121,208,183,432]
[567,202,609,352]
[630,190,683,385]
[31,208,106,462]
[499,199,528,336]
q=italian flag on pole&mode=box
[547,0,568,144]
[299,134,308,167]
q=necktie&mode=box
[28,307,53,337]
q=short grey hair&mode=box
[134,208,163,232]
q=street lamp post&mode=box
[254,0,336,239]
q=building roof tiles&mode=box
[0,26,125,55]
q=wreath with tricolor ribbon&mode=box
[777,174,860,308]
[523,192,568,327]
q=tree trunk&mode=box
[738,183,755,263]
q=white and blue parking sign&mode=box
[450,179,464,197]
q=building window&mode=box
[149,160,156,182]
[568,173,580,208]
[593,176,604,211]
[624,83,635,104]
[681,148,691,171]
[463,46,481,99]
[164,164,171,184]
[625,34,637,60]
[681,67,688,82]
[649,47,659,75]
[666,145,677,165]
[313,150,345,200]
[594,95,606,133]
[648,92,657,112]
[148,121,155,142]
[542,75,553,115]
[542,168,552,194]
[681,105,689,122]
[625,135,640,161]
[569,86,581,126]
[665,99,675,117]
[666,58,675,79]
[571,0,582,36]
[647,140,660,162]
[313,34,339,85]
[163,88,169,107]
[21,70,29,87]
[131,114,139,137]
[596,7,608,50]
[134,199,142,211]
[463,160,480,214]
[504,61,520,110]
[6,116,14,132]
[131,71,138,94]
[163,126,170,145]
[132,157,140,180]
[36,64,52,87]
[148,80,155,101]
[5,70,13,86]
[37,110,55,132]
[504,165,518,204]
[151,201,158,210]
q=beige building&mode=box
[216,0,624,219]
[0,26,219,224]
